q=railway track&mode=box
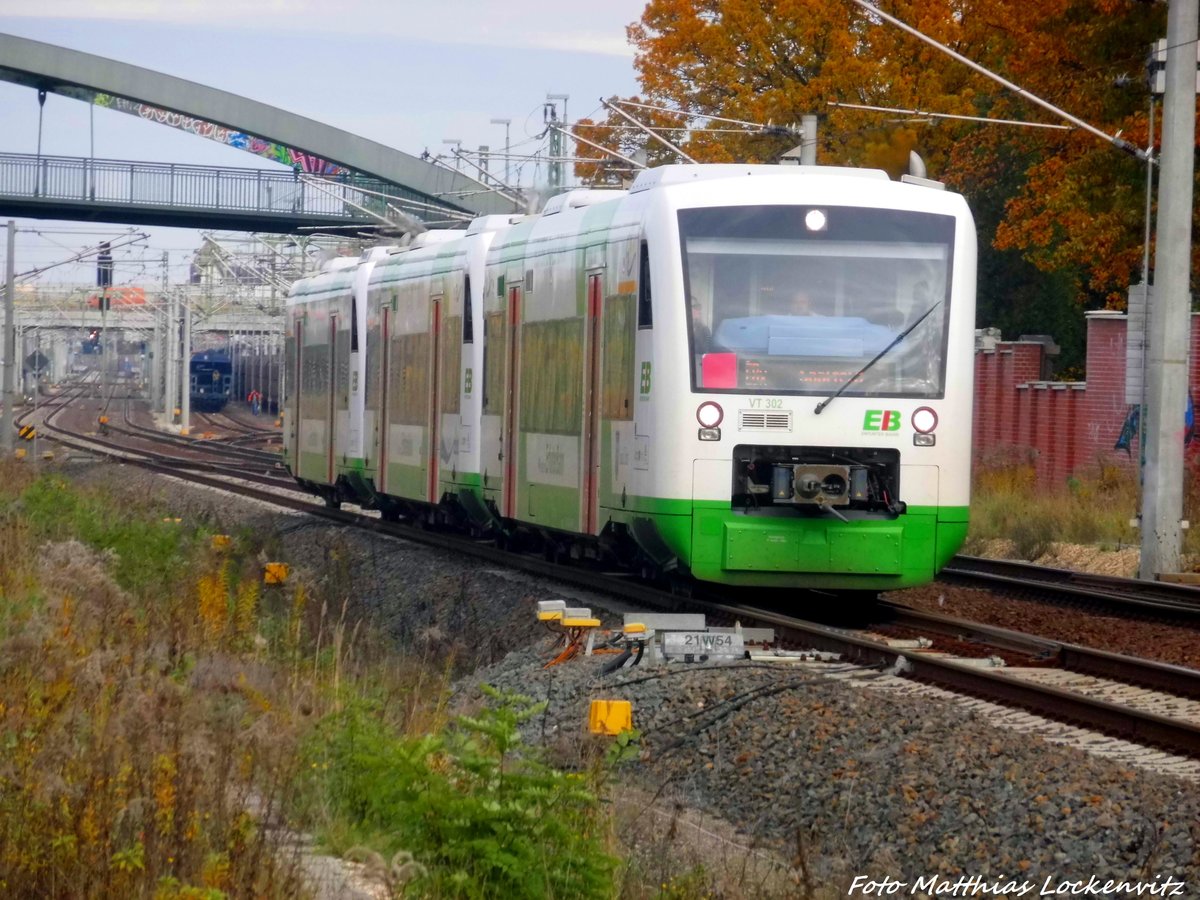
[942,554,1200,620]
[25,388,290,489]
[115,398,287,473]
[194,408,279,444]
[24,385,1200,766]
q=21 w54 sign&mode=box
[862,410,902,432]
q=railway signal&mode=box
[96,242,112,308]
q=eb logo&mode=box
[863,410,902,432]
[639,361,652,396]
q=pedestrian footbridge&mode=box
[0,151,453,233]
[0,32,520,229]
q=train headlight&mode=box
[911,406,938,434]
[698,427,722,441]
[696,401,724,429]
[805,209,827,232]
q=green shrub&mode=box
[298,685,618,899]
[16,476,191,597]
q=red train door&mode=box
[291,319,302,470]
[378,307,391,494]
[581,273,603,535]
[501,284,521,520]
[428,295,443,504]
[326,314,337,485]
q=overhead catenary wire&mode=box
[301,174,470,222]
[15,231,148,282]
[612,98,802,135]
[552,125,647,169]
[448,148,526,205]
[574,123,795,135]
[601,97,698,164]
[851,0,1146,159]
[827,100,1074,130]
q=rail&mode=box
[942,554,1200,618]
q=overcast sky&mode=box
[0,0,647,286]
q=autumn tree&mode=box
[577,0,1176,368]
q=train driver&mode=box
[792,288,817,315]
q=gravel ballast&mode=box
[471,647,1200,890]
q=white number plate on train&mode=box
[662,632,745,658]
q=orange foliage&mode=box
[586,0,1179,307]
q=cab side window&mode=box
[637,242,653,329]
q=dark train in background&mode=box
[190,348,233,412]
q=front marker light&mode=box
[913,433,936,447]
[696,401,724,428]
[699,427,722,441]
[911,406,939,434]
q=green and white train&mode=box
[284,163,976,592]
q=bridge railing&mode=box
[0,152,407,221]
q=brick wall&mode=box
[970,311,1200,487]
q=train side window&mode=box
[350,296,359,352]
[637,242,653,329]
[463,275,474,343]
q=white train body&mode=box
[284,164,976,591]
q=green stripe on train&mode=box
[601,502,969,590]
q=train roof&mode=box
[627,163,891,193]
[367,217,525,287]
[287,260,356,305]
[191,348,231,364]
[285,165,969,298]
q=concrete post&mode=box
[180,300,191,434]
[165,293,177,424]
[156,251,167,412]
[151,300,161,413]
[32,330,40,462]
[268,334,276,414]
[801,115,818,166]
[1140,0,1198,579]
[2,221,14,454]
[276,333,284,417]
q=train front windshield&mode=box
[680,205,956,397]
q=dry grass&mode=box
[967,461,1136,559]
[0,464,318,897]
[0,463,449,898]
[0,464,632,898]
[967,456,1200,568]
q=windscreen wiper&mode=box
[813,299,944,415]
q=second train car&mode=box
[283,163,976,591]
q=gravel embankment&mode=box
[62,461,1200,893]
[470,644,1200,889]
